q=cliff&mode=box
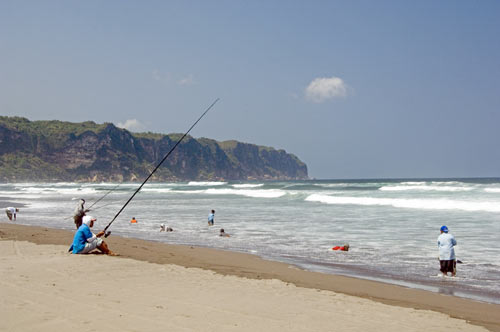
[0,117,308,182]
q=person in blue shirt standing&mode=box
[70,215,116,255]
[437,225,457,277]
[208,209,215,226]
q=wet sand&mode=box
[1,223,499,331]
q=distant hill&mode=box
[0,116,308,182]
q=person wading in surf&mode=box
[437,225,457,277]
[208,210,215,226]
[73,199,89,229]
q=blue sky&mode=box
[1,0,499,179]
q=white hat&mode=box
[82,215,96,226]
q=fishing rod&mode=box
[103,98,219,235]
[86,183,122,211]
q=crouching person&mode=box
[69,215,117,256]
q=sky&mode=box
[1,0,499,179]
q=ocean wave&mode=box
[379,185,472,192]
[305,194,500,212]
[204,188,286,198]
[485,188,500,193]
[17,187,99,195]
[232,184,264,188]
[188,181,227,186]
[140,188,173,193]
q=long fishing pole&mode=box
[86,183,122,210]
[103,98,219,233]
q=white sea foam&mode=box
[317,183,349,188]
[188,181,227,186]
[305,194,500,212]
[232,184,264,188]
[484,188,500,193]
[17,187,99,196]
[140,188,173,193]
[204,188,286,198]
[379,185,472,192]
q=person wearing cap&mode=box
[437,225,457,277]
[5,207,19,221]
[69,215,116,255]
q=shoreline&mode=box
[1,223,499,331]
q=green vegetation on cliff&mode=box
[0,117,308,182]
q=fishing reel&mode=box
[104,231,111,238]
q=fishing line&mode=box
[103,98,219,234]
[86,183,122,210]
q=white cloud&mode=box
[152,69,171,82]
[305,76,348,103]
[116,119,145,132]
[152,69,162,81]
[178,74,195,86]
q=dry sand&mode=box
[1,223,499,332]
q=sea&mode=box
[1,178,499,304]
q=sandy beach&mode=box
[1,223,499,332]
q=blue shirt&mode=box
[208,213,214,222]
[70,224,93,254]
[437,233,457,260]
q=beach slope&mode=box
[0,223,498,331]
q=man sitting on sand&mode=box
[69,215,116,255]
[5,207,19,221]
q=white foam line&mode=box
[188,181,227,186]
[232,184,264,188]
[379,185,473,192]
[305,194,500,213]
[205,188,286,198]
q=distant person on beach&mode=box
[438,225,457,277]
[73,199,88,229]
[331,244,349,251]
[160,223,173,232]
[208,210,215,226]
[130,217,138,224]
[219,228,230,237]
[5,207,19,221]
[69,215,116,255]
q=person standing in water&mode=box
[73,199,88,229]
[208,210,215,226]
[5,207,19,221]
[437,225,457,277]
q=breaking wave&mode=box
[305,194,500,213]
[232,184,264,188]
[204,188,286,198]
[379,185,473,192]
[187,181,227,186]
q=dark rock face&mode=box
[0,117,308,182]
